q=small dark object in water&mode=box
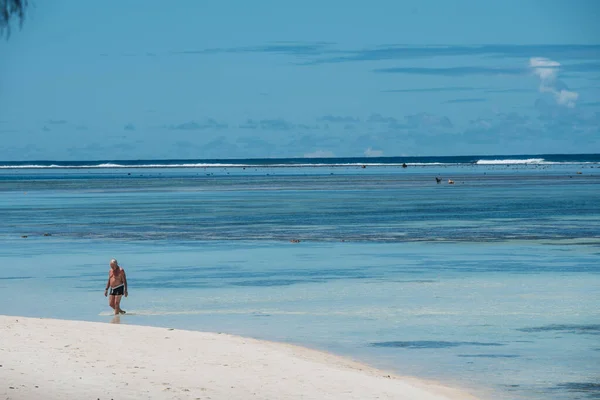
[290,239,301,243]
[43,233,51,236]
[402,163,407,168]
[435,177,442,184]
[21,235,27,238]
[361,165,366,168]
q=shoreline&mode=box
[1,315,485,400]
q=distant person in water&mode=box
[104,259,128,315]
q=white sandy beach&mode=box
[0,315,482,400]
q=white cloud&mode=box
[404,113,453,129]
[529,57,578,108]
[303,150,335,158]
[364,147,383,157]
[530,57,559,82]
[555,90,579,107]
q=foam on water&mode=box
[0,153,598,169]
[475,158,546,164]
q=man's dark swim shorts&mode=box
[109,285,124,296]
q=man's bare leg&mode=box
[108,295,116,312]
[114,295,125,314]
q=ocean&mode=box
[1,154,599,399]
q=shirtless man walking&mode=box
[104,259,128,315]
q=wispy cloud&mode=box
[375,66,523,76]
[468,112,530,131]
[120,44,600,69]
[235,136,278,153]
[173,42,334,58]
[201,136,239,154]
[171,121,200,130]
[404,113,453,129]
[529,57,578,108]
[305,45,600,65]
[304,150,335,158]
[443,98,487,104]
[367,113,398,124]
[383,86,479,93]
[170,119,227,130]
[484,88,533,93]
[561,62,600,73]
[239,119,296,131]
[317,115,360,123]
[364,147,383,157]
[461,107,600,152]
[580,101,600,107]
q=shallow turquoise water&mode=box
[1,163,599,399]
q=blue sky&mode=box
[1,0,599,160]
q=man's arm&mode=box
[104,275,110,297]
[123,269,128,297]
